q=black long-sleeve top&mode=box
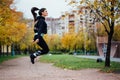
[34,16,47,36]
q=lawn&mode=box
[40,54,120,73]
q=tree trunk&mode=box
[6,45,9,56]
[0,42,1,56]
[105,35,112,67]
[105,22,114,67]
[105,1,115,67]
[11,43,15,56]
[2,45,4,56]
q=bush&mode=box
[69,51,73,55]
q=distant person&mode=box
[102,43,107,57]
[30,7,49,64]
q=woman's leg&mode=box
[37,36,49,55]
[30,36,49,64]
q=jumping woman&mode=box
[30,7,49,64]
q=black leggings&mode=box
[37,36,49,55]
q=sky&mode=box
[13,0,70,19]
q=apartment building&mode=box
[45,5,97,37]
[46,16,67,36]
[59,6,96,34]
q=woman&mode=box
[30,7,49,64]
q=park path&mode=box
[0,57,120,80]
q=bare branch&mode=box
[89,7,110,35]
[96,9,109,21]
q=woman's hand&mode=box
[34,39,39,43]
[33,39,39,43]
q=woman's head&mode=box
[38,8,48,17]
[31,7,48,21]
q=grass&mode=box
[40,54,120,72]
[0,55,26,64]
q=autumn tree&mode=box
[78,29,96,54]
[66,0,120,67]
[61,33,76,51]
[75,30,84,51]
[0,0,27,55]
[61,32,84,52]
[0,0,14,55]
[18,19,33,52]
[44,34,61,51]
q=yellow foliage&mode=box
[93,0,99,9]
[61,32,85,50]
[44,34,61,51]
[0,0,27,45]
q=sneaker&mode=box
[30,54,36,64]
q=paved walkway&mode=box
[0,57,120,80]
[76,55,120,62]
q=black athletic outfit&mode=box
[30,16,49,64]
[34,16,49,54]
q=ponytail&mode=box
[31,7,39,22]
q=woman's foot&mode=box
[30,53,36,64]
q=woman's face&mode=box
[42,10,48,17]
